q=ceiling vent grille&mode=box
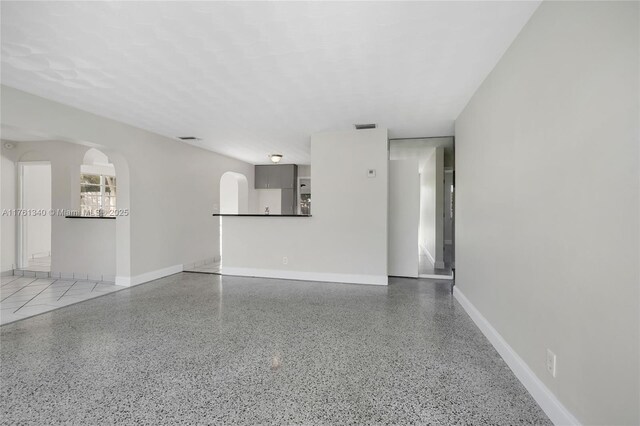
[354,123,377,130]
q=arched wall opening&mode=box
[220,172,249,214]
[81,148,117,217]
[8,142,131,283]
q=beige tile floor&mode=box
[0,275,121,325]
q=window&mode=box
[80,174,116,216]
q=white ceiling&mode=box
[1,1,539,164]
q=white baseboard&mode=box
[1,269,14,277]
[50,271,115,283]
[221,266,388,286]
[453,287,580,426]
[419,273,453,280]
[116,264,183,287]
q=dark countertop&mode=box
[212,214,311,217]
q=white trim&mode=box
[221,266,388,286]
[17,162,25,269]
[419,273,453,280]
[116,264,183,287]
[17,161,53,270]
[453,287,581,426]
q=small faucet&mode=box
[265,207,270,215]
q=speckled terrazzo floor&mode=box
[0,273,550,425]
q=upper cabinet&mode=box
[255,165,270,189]
[255,164,297,189]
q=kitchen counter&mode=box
[212,214,311,217]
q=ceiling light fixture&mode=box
[270,154,283,163]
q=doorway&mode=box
[389,137,454,279]
[18,162,52,272]
[185,171,249,275]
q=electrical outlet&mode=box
[546,349,557,377]
[282,256,288,265]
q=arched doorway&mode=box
[81,148,116,217]
[220,172,248,214]
[183,171,248,275]
[81,147,132,285]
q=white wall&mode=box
[21,163,52,261]
[220,172,249,214]
[388,159,419,277]
[455,2,638,425]
[222,128,389,285]
[256,189,281,214]
[433,148,444,267]
[220,174,238,214]
[1,87,257,281]
[419,147,444,266]
[5,141,116,279]
[298,165,311,178]
[1,149,16,273]
[420,150,435,263]
[55,219,115,281]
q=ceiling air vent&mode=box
[354,123,377,130]
[177,136,201,141]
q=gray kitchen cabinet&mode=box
[255,166,270,189]
[281,189,295,215]
[278,165,296,189]
[255,165,298,214]
[254,164,297,189]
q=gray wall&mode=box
[455,2,639,424]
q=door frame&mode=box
[17,161,51,269]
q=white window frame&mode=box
[80,173,116,217]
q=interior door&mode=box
[388,159,419,278]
